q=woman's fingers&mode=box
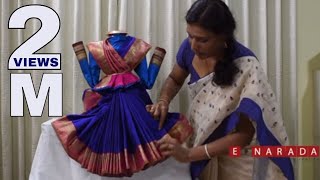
[157,135,186,160]
[146,105,152,112]
[157,137,165,146]
[161,150,172,157]
[158,105,168,129]
[157,134,170,145]
[157,135,189,162]
[153,104,160,120]
[158,134,177,145]
[158,142,175,157]
[159,142,173,151]
[146,101,169,129]
[158,135,178,150]
[146,104,159,119]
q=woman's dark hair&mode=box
[186,0,239,86]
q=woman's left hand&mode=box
[157,134,191,163]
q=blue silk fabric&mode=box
[68,83,181,154]
[72,34,176,153]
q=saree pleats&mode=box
[53,73,192,176]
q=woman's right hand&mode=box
[146,100,169,130]
[146,64,188,130]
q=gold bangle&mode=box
[204,144,212,159]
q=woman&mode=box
[147,0,294,180]
[48,32,193,178]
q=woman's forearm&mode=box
[188,131,252,162]
[187,113,254,162]
[158,64,188,103]
[159,75,184,103]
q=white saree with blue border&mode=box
[188,56,294,180]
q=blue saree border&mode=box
[190,98,294,180]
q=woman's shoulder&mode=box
[180,38,190,47]
[178,38,193,55]
[232,41,256,60]
[176,38,195,67]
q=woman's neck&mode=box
[193,56,217,78]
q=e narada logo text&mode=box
[8,5,62,117]
[229,146,320,158]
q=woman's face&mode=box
[186,23,226,59]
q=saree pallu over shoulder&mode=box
[87,39,152,75]
[87,40,129,74]
[86,41,112,75]
[123,39,152,69]
[188,56,294,180]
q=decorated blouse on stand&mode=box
[52,33,193,177]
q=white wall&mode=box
[297,0,320,179]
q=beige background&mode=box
[297,0,320,179]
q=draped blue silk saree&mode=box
[52,34,193,177]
